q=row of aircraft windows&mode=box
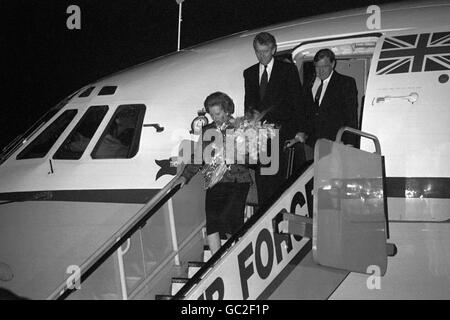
[78,85,117,97]
[16,104,145,160]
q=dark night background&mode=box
[1,0,402,150]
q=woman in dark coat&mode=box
[176,92,252,254]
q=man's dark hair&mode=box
[253,32,277,50]
[314,48,336,63]
[204,92,235,114]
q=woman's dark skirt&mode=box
[205,182,250,236]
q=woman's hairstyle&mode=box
[204,92,235,114]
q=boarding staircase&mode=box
[154,240,224,300]
[50,127,394,300]
[157,163,315,300]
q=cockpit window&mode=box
[53,106,108,160]
[79,86,95,97]
[16,109,78,160]
[0,98,72,164]
[91,104,145,159]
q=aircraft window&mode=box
[16,109,78,160]
[98,86,117,96]
[53,106,109,160]
[1,108,63,165]
[91,104,145,159]
[79,86,96,97]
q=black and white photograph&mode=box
[1,0,449,303]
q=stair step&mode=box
[99,292,121,300]
[126,276,142,288]
[171,277,189,296]
[203,245,212,262]
[203,238,231,262]
[155,294,174,300]
[187,261,205,278]
[244,205,255,222]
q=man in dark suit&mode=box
[287,48,358,153]
[244,32,307,210]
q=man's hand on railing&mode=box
[285,132,307,148]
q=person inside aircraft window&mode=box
[53,106,108,160]
[175,92,252,255]
[286,48,358,155]
[91,104,145,159]
[16,109,78,160]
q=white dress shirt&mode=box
[259,58,274,83]
[312,70,333,106]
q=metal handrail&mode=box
[126,221,206,299]
[117,238,131,300]
[335,126,381,155]
[48,175,184,300]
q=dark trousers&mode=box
[256,142,307,210]
[255,138,288,210]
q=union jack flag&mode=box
[376,32,450,75]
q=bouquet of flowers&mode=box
[230,113,277,164]
[201,110,277,189]
[201,124,230,190]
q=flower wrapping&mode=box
[230,116,277,164]
[201,113,277,189]
[201,131,230,190]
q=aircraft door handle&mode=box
[372,92,419,105]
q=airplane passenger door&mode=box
[361,28,450,179]
[292,35,380,134]
[334,58,370,129]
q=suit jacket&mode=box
[244,59,306,142]
[181,122,252,185]
[305,71,358,147]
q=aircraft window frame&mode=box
[1,108,59,163]
[16,109,78,160]
[0,94,78,165]
[79,86,96,98]
[91,104,146,159]
[53,105,109,160]
[98,86,117,96]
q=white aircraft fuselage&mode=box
[1,0,449,299]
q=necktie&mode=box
[314,80,323,106]
[259,66,268,100]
